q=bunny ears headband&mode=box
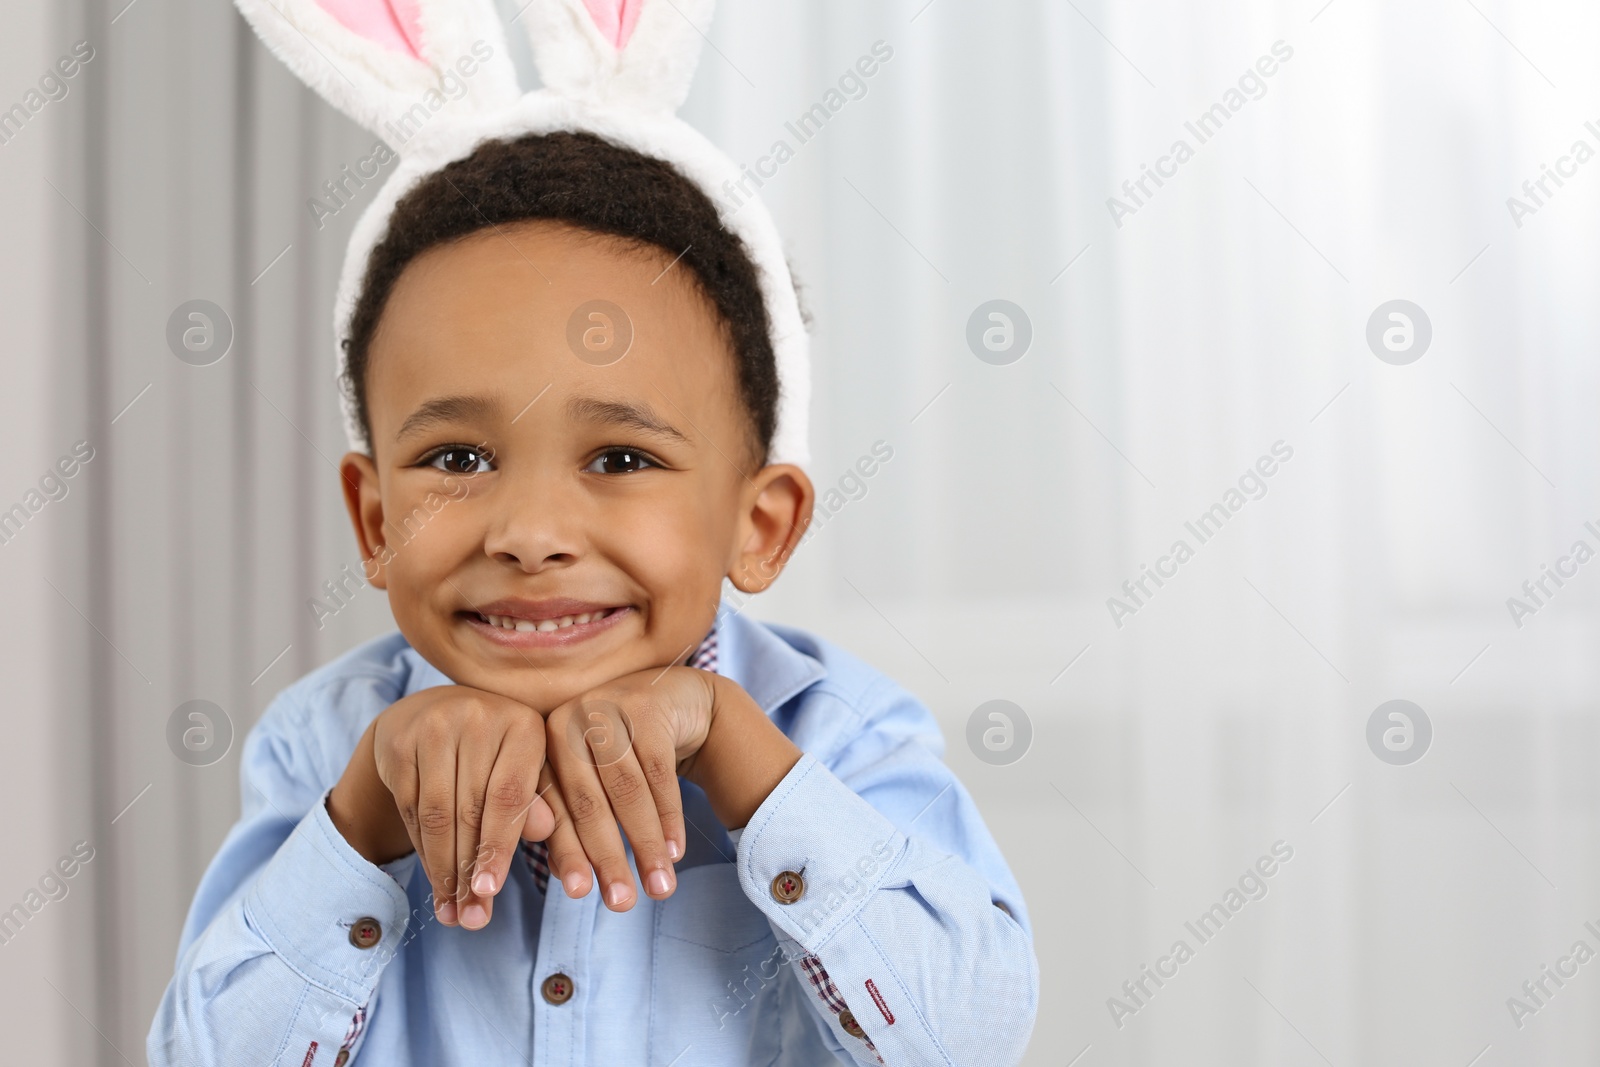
[234,0,810,465]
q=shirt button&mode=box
[348,917,382,949]
[770,870,805,904]
[838,1009,867,1039]
[541,973,575,1005]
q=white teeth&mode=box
[480,609,614,632]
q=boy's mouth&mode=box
[458,598,633,649]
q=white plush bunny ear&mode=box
[519,0,714,112]
[234,0,522,140]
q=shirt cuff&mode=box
[734,753,906,949]
[242,790,416,1004]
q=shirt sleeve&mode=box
[147,687,418,1067]
[734,685,1040,1066]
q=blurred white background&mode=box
[4,0,1599,1063]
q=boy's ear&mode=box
[730,464,815,593]
[340,452,390,591]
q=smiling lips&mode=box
[462,599,631,648]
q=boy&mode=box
[150,130,1036,1067]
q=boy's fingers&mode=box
[521,788,555,842]
[415,734,461,925]
[595,744,676,901]
[547,710,636,910]
[453,725,502,930]
[468,718,545,924]
[633,716,686,870]
[538,765,592,899]
[380,745,424,860]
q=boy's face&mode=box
[340,221,812,712]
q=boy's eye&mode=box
[585,449,656,475]
[425,447,493,474]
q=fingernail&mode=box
[461,903,488,929]
[647,868,672,897]
[562,871,587,898]
[606,881,632,908]
[437,900,457,925]
[667,839,682,860]
[472,871,496,896]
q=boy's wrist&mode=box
[683,675,801,831]
[328,720,413,866]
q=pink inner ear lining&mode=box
[583,0,643,49]
[314,0,424,60]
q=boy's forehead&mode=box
[391,390,688,448]
[366,221,744,447]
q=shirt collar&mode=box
[394,603,826,716]
[712,606,826,715]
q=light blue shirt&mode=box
[148,609,1038,1066]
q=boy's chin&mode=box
[460,666,595,715]
[446,656,656,715]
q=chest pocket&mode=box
[660,782,774,953]
[657,861,775,952]
[652,861,785,1066]
[648,780,786,1061]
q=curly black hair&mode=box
[342,130,781,462]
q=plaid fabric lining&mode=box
[521,837,552,894]
[519,626,720,894]
[686,627,719,672]
[334,1004,366,1062]
[798,954,884,1063]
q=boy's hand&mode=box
[329,685,556,930]
[540,666,715,911]
[540,667,802,911]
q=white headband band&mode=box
[235,0,810,466]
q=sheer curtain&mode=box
[693,1,1600,1063]
[25,0,1600,1063]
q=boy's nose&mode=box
[481,472,586,572]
